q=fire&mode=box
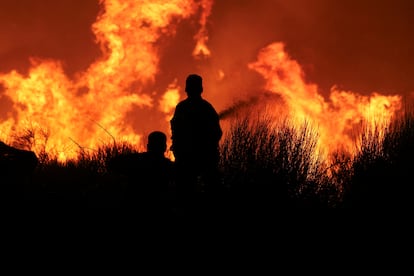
[0,0,209,161]
[159,82,180,115]
[0,0,404,163]
[248,42,402,158]
[192,0,213,58]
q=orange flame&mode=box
[0,0,405,164]
[248,42,402,158]
[0,0,210,161]
[192,0,213,58]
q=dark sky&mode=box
[1,0,413,96]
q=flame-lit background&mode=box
[1,0,413,161]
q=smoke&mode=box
[218,93,283,120]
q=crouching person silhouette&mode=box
[108,131,174,213]
[170,74,223,210]
[0,141,39,203]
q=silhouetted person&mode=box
[170,74,222,207]
[107,131,174,212]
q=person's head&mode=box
[185,74,203,97]
[147,131,167,155]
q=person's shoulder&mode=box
[112,152,141,163]
[198,98,213,106]
[173,99,189,112]
[176,98,190,106]
[200,99,219,113]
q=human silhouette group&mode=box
[107,73,223,212]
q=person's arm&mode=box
[209,104,223,142]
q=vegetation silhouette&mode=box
[220,114,334,212]
[23,140,134,209]
[6,102,414,213]
[345,108,414,209]
[170,74,223,212]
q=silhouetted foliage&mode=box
[220,114,336,210]
[6,106,414,212]
[27,141,136,208]
[348,108,414,209]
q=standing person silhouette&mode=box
[170,74,222,208]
